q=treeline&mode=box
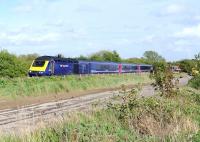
[78,50,165,64]
[0,49,199,78]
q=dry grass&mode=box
[133,113,198,138]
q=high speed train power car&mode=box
[28,56,153,77]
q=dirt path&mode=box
[0,76,191,134]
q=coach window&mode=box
[141,66,150,70]
[131,66,137,70]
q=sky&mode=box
[0,0,200,61]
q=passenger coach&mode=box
[28,56,153,77]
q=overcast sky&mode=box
[0,0,200,61]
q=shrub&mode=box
[108,89,175,136]
[178,59,196,74]
[189,75,200,89]
[151,62,177,97]
[0,50,27,78]
[107,87,198,139]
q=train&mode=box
[28,56,153,77]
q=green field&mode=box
[0,73,151,98]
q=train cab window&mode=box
[32,60,45,67]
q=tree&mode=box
[124,57,147,64]
[77,55,88,60]
[112,50,121,62]
[143,51,165,64]
[89,50,121,62]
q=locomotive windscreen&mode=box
[32,60,46,67]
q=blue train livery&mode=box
[28,56,153,77]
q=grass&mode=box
[0,73,151,98]
[1,86,200,142]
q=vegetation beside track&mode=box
[1,86,200,142]
[0,73,151,98]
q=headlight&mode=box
[29,71,32,73]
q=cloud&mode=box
[0,30,61,46]
[141,35,155,43]
[76,5,102,13]
[174,24,200,38]
[13,0,63,13]
[45,0,62,2]
[157,4,186,16]
[165,4,185,14]
[45,20,65,28]
[14,5,33,13]
[0,23,90,47]
[194,15,200,21]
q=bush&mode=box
[151,62,177,97]
[179,60,195,73]
[189,75,200,89]
[0,50,27,78]
[107,89,178,136]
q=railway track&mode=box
[0,90,122,134]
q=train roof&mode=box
[35,56,152,66]
[79,60,119,64]
[35,56,79,63]
[138,64,152,66]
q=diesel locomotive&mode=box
[28,56,153,77]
